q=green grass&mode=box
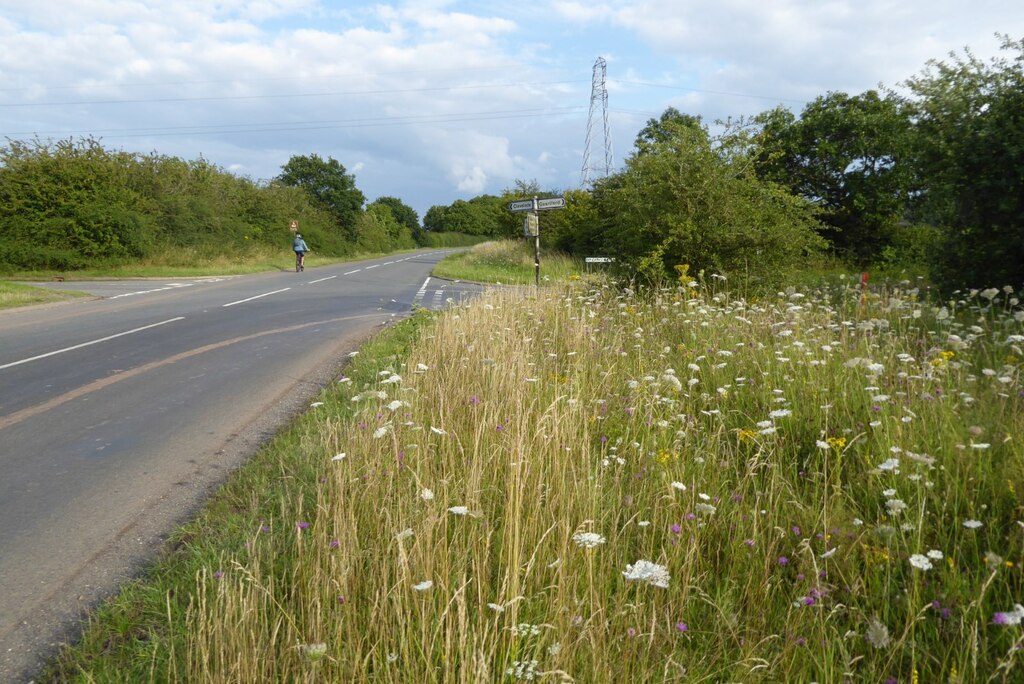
[432,239,582,284]
[45,274,1024,683]
[0,281,90,310]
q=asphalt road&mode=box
[0,251,484,682]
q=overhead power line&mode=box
[0,80,587,108]
[5,106,587,140]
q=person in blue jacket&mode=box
[292,233,310,271]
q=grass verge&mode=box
[432,239,581,284]
[0,282,90,310]
[46,275,1024,682]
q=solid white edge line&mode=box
[222,288,291,308]
[0,317,186,371]
[308,275,337,284]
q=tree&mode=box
[277,154,365,239]
[904,36,1024,291]
[753,92,913,264]
[594,118,825,286]
[635,107,706,154]
[369,196,423,244]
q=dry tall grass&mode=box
[174,277,1023,683]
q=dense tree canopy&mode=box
[277,154,365,240]
[904,36,1024,290]
[595,118,825,285]
[753,91,912,264]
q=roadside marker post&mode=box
[507,196,566,286]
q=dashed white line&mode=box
[0,317,186,371]
[222,288,291,308]
[308,275,337,284]
[365,264,379,270]
[344,269,361,275]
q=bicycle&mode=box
[295,251,306,272]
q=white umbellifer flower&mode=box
[331,453,347,461]
[386,400,407,411]
[671,481,687,491]
[926,549,944,560]
[963,519,983,529]
[448,506,469,516]
[816,440,830,450]
[756,420,773,429]
[769,409,792,419]
[878,458,900,471]
[572,532,606,549]
[698,492,711,501]
[412,580,433,591]
[420,488,434,501]
[909,554,933,571]
[882,488,897,497]
[637,520,651,528]
[381,374,402,385]
[415,363,429,372]
[396,528,414,541]
[695,503,717,515]
[373,425,391,438]
[852,518,864,526]
[623,560,671,588]
[971,443,991,450]
[548,642,562,656]
[820,547,838,559]
[301,642,328,661]
[885,499,908,515]
[980,288,1000,301]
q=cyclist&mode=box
[292,233,310,272]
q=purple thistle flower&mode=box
[213,570,223,579]
[671,524,682,535]
[329,538,340,549]
[675,622,688,632]
[778,556,789,566]
[296,521,311,530]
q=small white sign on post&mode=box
[289,220,299,233]
[523,214,539,237]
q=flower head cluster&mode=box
[572,531,606,549]
[623,560,670,588]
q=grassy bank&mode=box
[0,282,90,310]
[432,239,581,284]
[50,275,1023,682]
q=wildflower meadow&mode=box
[76,273,1023,682]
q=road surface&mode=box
[0,251,484,681]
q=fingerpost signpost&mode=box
[507,196,566,286]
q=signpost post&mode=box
[507,196,565,286]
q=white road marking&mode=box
[0,317,186,371]
[221,288,291,308]
[308,275,337,284]
[344,269,361,275]
[383,261,394,265]
[365,264,379,270]
[108,283,193,299]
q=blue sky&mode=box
[1,0,1021,218]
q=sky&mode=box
[1,1,1021,218]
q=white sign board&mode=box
[508,200,534,212]
[585,257,614,263]
[536,197,566,210]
